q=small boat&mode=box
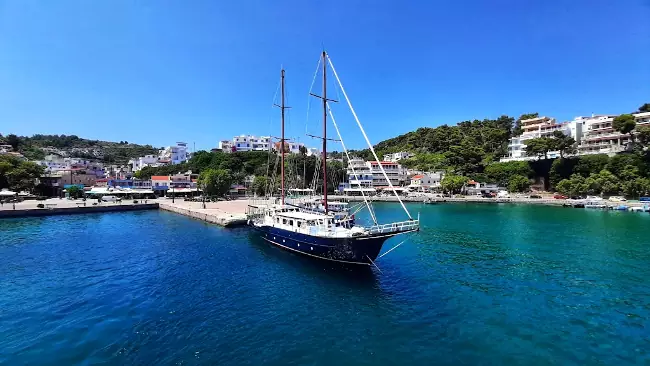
[585,203,606,209]
[628,206,647,212]
[612,205,629,211]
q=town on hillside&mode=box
[1,104,650,201]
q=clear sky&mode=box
[1,0,649,151]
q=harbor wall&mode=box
[0,203,159,219]
[158,203,247,227]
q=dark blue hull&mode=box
[250,224,394,265]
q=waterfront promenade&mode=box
[0,197,249,226]
[2,194,646,223]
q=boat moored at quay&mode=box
[247,51,420,265]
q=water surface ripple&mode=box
[1,204,649,365]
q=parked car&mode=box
[586,195,603,201]
[608,196,627,202]
[553,194,568,199]
[529,194,542,199]
[102,195,118,202]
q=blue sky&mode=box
[1,0,649,151]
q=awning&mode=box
[343,188,376,192]
[169,188,201,193]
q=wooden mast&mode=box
[321,51,328,215]
[280,69,286,205]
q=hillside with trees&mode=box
[0,134,158,164]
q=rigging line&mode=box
[326,54,413,220]
[366,255,382,273]
[378,235,411,259]
[305,56,322,137]
[326,102,377,225]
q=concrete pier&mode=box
[158,200,248,227]
[0,197,250,226]
[0,202,158,218]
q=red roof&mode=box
[151,176,169,181]
[412,174,424,179]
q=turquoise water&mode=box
[1,204,649,365]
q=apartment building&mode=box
[369,161,407,187]
[503,116,583,162]
[383,152,413,162]
[579,112,650,155]
[219,134,319,155]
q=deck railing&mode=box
[367,219,419,234]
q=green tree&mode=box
[619,165,640,182]
[605,154,644,178]
[199,169,232,197]
[5,134,21,150]
[484,161,533,186]
[551,130,577,158]
[623,178,650,198]
[0,156,44,192]
[636,125,650,148]
[583,175,601,195]
[574,154,609,178]
[441,174,467,194]
[555,179,573,196]
[525,137,553,159]
[638,103,650,113]
[549,157,578,187]
[252,176,268,196]
[556,174,588,196]
[508,174,530,193]
[613,114,636,146]
[594,169,620,196]
[66,185,83,199]
[512,112,539,136]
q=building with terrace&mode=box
[578,112,650,155]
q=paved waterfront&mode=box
[1,204,649,364]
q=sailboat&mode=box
[247,52,419,266]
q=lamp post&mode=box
[172,180,175,203]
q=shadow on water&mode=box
[244,230,380,287]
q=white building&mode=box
[159,142,189,165]
[578,112,650,155]
[502,116,583,162]
[35,155,105,177]
[130,154,160,172]
[229,135,272,152]
[338,158,407,194]
[219,134,318,155]
[409,172,444,191]
[383,152,413,162]
[218,140,234,152]
[347,158,374,188]
[369,161,407,187]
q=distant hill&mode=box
[0,133,159,164]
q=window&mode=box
[283,219,287,224]
[289,220,293,226]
